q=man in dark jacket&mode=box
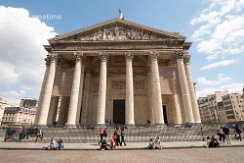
[223,125,231,144]
[235,124,242,142]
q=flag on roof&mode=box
[119,9,124,20]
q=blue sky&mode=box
[0,0,243,105]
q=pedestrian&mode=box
[103,128,107,140]
[109,120,112,127]
[114,127,121,146]
[235,124,242,142]
[99,127,104,142]
[110,135,116,150]
[216,126,225,143]
[220,126,226,143]
[35,128,43,142]
[223,125,231,144]
[120,127,126,146]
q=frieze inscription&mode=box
[111,80,144,90]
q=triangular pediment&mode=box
[49,19,185,43]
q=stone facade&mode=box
[35,19,201,127]
[0,98,7,126]
[2,107,36,126]
[198,91,244,124]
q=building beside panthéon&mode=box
[1,98,38,126]
[0,98,8,126]
[35,19,201,127]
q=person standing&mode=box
[120,127,127,146]
[35,128,43,142]
[99,127,104,142]
[103,128,107,140]
[223,125,231,144]
[114,127,121,146]
[216,126,225,143]
[235,124,242,142]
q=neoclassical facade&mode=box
[35,19,201,127]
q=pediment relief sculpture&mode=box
[64,25,170,41]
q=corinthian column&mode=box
[96,54,108,126]
[172,71,183,124]
[38,54,57,125]
[149,51,165,125]
[185,62,201,123]
[125,52,135,125]
[67,53,85,126]
[35,57,50,125]
[176,51,194,123]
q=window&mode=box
[227,115,235,119]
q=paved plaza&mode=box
[0,147,244,163]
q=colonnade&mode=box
[36,51,201,127]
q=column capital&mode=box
[148,51,159,61]
[45,54,58,66]
[175,50,184,59]
[50,55,58,63]
[185,61,190,65]
[125,51,134,61]
[74,52,85,62]
[99,52,108,62]
[45,56,51,66]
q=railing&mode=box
[0,125,241,143]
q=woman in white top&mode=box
[154,136,163,150]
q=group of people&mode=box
[216,125,231,144]
[99,126,127,150]
[43,137,64,150]
[206,124,243,148]
[216,124,242,144]
[148,136,163,150]
[206,135,220,148]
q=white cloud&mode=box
[196,73,244,97]
[191,0,244,60]
[196,87,219,98]
[0,61,19,85]
[197,73,231,85]
[200,59,238,70]
[0,6,57,105]
[196,82,244,97]
[0,90,26,106]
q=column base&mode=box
[124,124,135,129]
[184,122,202,128]
[33,124,48,128]
[94,124,106,129]
[153,123,167,128]
[65,124,78,128]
